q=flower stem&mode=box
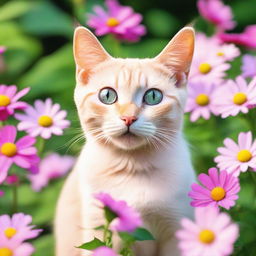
[12,185,18,213]
[37,137,45,156]
[103,222,113,247]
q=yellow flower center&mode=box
[199,63,212,74]
[198,229,215,244]
[211,186,226,201]
[0,95,11,107]
[237,149,252,162]
[4,227,17,239]
[195,94,210,106]
[106,17,120,27]
[38,115,53,127]
[217,52,224,56]
[233,92,247,105]
[0,143,17,157]
[0,248,13,256]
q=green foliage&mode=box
[119,228,155,243]
[78,238,106,250]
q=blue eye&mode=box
[143,89,163,105]
[99,87,118,105]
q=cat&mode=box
[55,26,196,256]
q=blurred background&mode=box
[1,0,256,255]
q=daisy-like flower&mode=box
[29,153,75,192]
[0,126,39,184]
[87,0,146,42]
[0,213,42,244]
[0,241,34,256]
[241,54,256,78]
[176,206,239,256]
[93,246,118,256]
[185,82,219,122]
[214,76,256,118]
[95,192,142,232]
[189,168,240,209]
[215,132,256,176]
[15,98,70,139]
[0,85,30,121]
[197,0,236,31]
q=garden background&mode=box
[0,0,256,255]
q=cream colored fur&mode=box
[55,27,196,256]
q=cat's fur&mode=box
[55,26,196,256]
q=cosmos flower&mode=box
[15,98,70,139]
[0,126,39,184]
[215,132,256,176]
[95,192,142,232]
[241,54,256,78]
[0,241,34,256]
[87,0,146,41]
[0,213,42,244]
[189,168,240,209]
[176,206,239,256]
[197,0,236,31]
[219,25,256,49]
[185,82,219,122]
[0,47,6,54]
[93,246,118,256]
[214,76,256,118]
[0,85,30,121]
[29,153,75,192]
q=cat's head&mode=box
[73,27,194,151]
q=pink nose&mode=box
[120,116,137,126]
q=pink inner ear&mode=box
[175,72,187,87]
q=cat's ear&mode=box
[73,27,111,82]
[155,27,195,77]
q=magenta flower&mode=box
[176,207,239,256]
[15,98,70,139]
[0,241,34,256]
[241,54,256,78]
[189,168,240,210]
[0,85,30,121]
[95,192,142,232]
[0,213,42,244]
[87,0,146,42]
[197,0,236,31]
[219,25,256,49]
[5,174,19,185]
[185,82,219,122]
[29,153,75,192]
[0,47,6,54]
[214,76,256,118]
[0,126,39,184]
[93,246,118,256]
[215,132,256,176]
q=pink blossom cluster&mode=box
[0,213,41,256]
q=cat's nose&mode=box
[120,116,137,126]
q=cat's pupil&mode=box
[106,90,110,99]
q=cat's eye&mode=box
[99,87,118,105]
[143,89,163,105]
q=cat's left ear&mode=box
[155,27,195,77]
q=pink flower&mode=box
[185,82,219,122]
[189,168,240,210]
[5,174,19,185]
[93,246,118,256]
[0,213,42,244]
[219,25,256,49]
[241,54,256,78]
[0,47,6,54]
[29,153,75,192]
[215,132,256,176]
[176,207,239,256]
[197,0,236,31]
[87,0,146,42]
[0,126,40,184]
[95,192,142,232]
[15,98,70,139]
[0,85,30,121]
[0,241,34,256]
[214,76,256,118]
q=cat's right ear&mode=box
[73,27,111,83]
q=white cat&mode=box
[55,26,196,256]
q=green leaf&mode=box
[104,207,118,223]
[77,238,105,250]
[0,1,34,22]
[119,228,155,243]
[95,225,105,230]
